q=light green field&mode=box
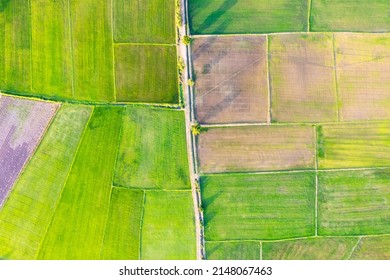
[114,107,190,190]
[115,45,178,103]
[206,241,260,260]
[350,236,390,260]
[31,0,72,98]
[113,0,176,43]
[263,237,358,260]
[269,33,338,123]
[311,0,390,32]
[189,0,308,34]
[0,104,91,259]
[70,0,114,101]
[100,188,144,260]
[318,169,390,236]
[141,191,196,260]
[317,123,390,169]
[38,107,122,259]
[0,0,31,92]
[201,173,316,241]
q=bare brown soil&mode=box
[197,125,315,173]
[269,34,338,123]
[192,35,269,124]
[0,95,58,206]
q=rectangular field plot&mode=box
[206,241,260,260]
[115,45,178,103]
[269,34,337,123]
[114,107,190,190]
[198,125,315,173]
[0,104,91,259]
[201,173,316,240]
[113,0,175,44]
[100,188,144,260]
[317,123,390,169]
[31,0,73,98]
[70,0,114,101]
[38,107,122,259]
[262,237,358,260]
[350,236,390,260]
[189,0,308,34]
[192,36,268,124]
[335,34,390,121]
[0,0,31,92]
[311,0,390,32]
[141,191,196,260]
[0,96,58,207]
[318,169,390,236]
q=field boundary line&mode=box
[266,34,272,124]
[138,191,146,260]
[110,0,117,102]
[35,107,95,259]
[29,0,33,92]
[114,42,176,47]
[307,0,312,32]
[191,31,390,38]
[313,125,319,236]
[332,34,341,121]
[0,103,61,212]
[260,242,263,260]
[347,236,362,260]
[67,0,76,98]
[98,186,114,259]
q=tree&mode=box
[182,35,192,45]
[188,79,195,87]
[191,122,202,135]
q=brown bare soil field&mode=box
[0,95,58,206]
[335,33,390,121]
[197,125,315,173]
[192,35,268,124]
[269,34,338,123]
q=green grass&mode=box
[0,104,92,259]
[113,0,176,43]
[100,188,144,260]
[38,107,123,259]
[189,0,308,34]
[114,45,178,103]
[206,241,260,260]
[114,106,190,190]
[262,237,358,260]
[318,169,390,236]
[317,122,390,169]
[201,172,316,241]
[311,0,390,32]
[70,0,114,101]
[141,191,196,260]
[31,0,73,98]
[0,0,31,92]
[350,236,390,260]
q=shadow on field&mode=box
[196,0,238,33]
[0,0,11,12]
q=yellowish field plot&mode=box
[318,169,390,236]
[0,0,31,92]
[262,237,358,260]
[335,33,390,121]
[198,125,315,173]
[317,123,390,169]
[141,191,196,260]
[269,34,337,122]
[192,36,268,124]
[70,0,114,101]
[206,241,261,260]
[31,0,73,98]
[100,188,144,260]
[350,236,390,260]
[201,172,316,240]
